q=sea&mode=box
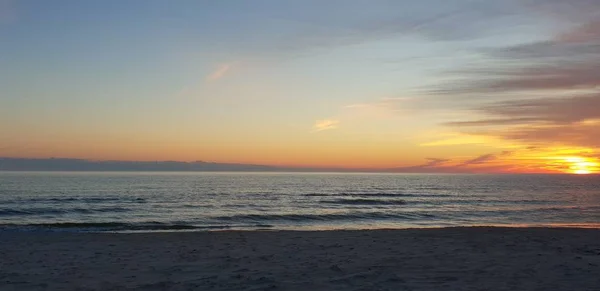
[1,172,599,232]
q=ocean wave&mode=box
[304,192,452,198]
[415,199,559,206]
[214,212,439,222]
[416,187,450,190]
[0,207,132,216]
[321,198,407,206]
[2,196,147,204]
[535,205,600,211]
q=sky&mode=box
[1,0,599,174]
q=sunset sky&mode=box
[1,0,599,173]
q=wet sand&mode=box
[1,227,599,290]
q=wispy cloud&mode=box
[390,151,512,173]
[389,150,518,173]
[345,97,416,117]
[443,92,600,150]
[205,63,234,82]
[388,157,451,173]
[419,132,507,147]
[430,1,600,98]
[557,19,600,43]
[312,119,339,132]
[419,158,451,168]
[447,94,600,127]
[456,151,512,167]
[499,121,600,149]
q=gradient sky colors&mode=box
[1,0,599,174]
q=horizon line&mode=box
[0,156,584,175]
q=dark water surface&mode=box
[1,172,599,232]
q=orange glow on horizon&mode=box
[2,131,600,173]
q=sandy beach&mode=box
[0,227,599,291]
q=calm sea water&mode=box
[1,172,599,232]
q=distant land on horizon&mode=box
[0,157,291,172]
[0,157,469,173]
[0,157,386,173]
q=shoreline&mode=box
[1,227,599,290]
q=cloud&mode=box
[499,121,600,149]
[342,96,463,121]
[419,132,507,147]
[557,19,600,43]
[456,151,512,167]
[312,119,339,132]
[388,157,452,173]
[430,1,600,96]
[459,154,496,166]
[344,97,417,117]
[428,0,600,156]
[394,0,600,172]
[420,158,451,168]
[526,0,600,24]
[389,151,515,173]
[443,93,600,149]
[448,94,600,127]
[440,62,600,94]
[205,63,233,82]
[445,117,540,127]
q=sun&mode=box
[573,169,591,175]
[563,156,598,175]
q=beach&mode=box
[1,227,599,291]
